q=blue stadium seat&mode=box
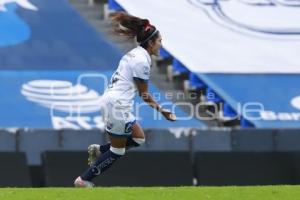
[221,102,241,126]
[172,59,190,74]
[205,88,224,117]
[189,73,206,90]
[206,87,223,103]
[240,117,254,128]
[167,59,190,85]
[160,47,172,59]
[108,0,125,11]
[183,73,207,103]
[223,102,237,118]
[155,47,173,74]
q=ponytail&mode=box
[110,12,159,47]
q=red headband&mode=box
[144,21,152,32]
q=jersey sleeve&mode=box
[132,62,150,83]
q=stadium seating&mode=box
[187,73,206,91]
[167,59,190,91]
[160,47,172,59]
[108,0,124,11]
[167,59,190,81]
[240,117,254,128]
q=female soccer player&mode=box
[74,12,176,187]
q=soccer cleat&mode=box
[74,176,94,188]
[87,144,101,166]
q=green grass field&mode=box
[0,186,299,200]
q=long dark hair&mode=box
[110,12,159,48]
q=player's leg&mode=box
[87,122,145,166]
[86,96,113,165]
[74,134,127,187]
[93,122,145,151]
[87,143,110,166]
[126,122,145,148]
[75,106,134,187]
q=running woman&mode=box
[74,12,176,187]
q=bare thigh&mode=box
[109,134,127,148]
[108,123,144,148]
[131,122,145,139]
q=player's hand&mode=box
[160,108,177,121]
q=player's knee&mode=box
[110,147,126,159]
[133,138,145,146]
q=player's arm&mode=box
[134,79,176,121]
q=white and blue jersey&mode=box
[102,46,151,136]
